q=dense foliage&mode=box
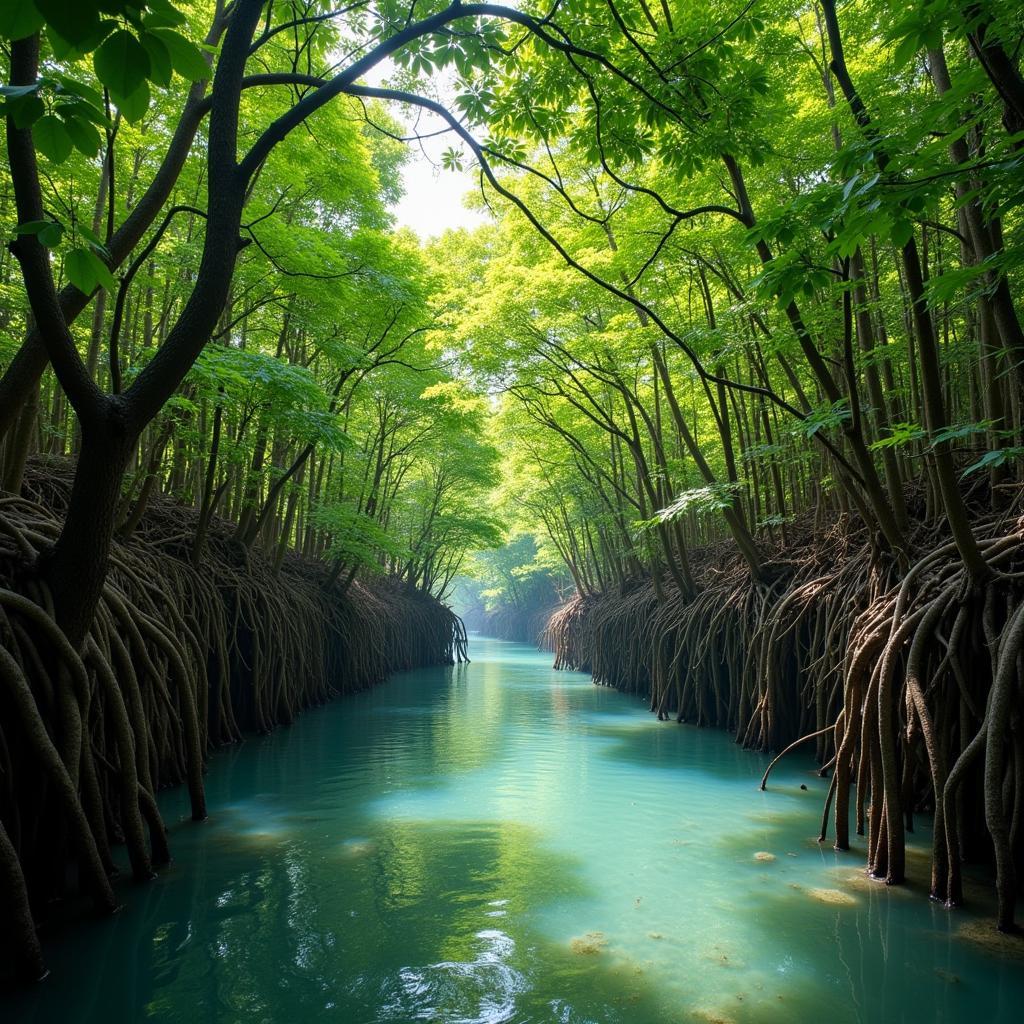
[432,0,1024,596]
[0,0,503,608]
[4,0,1023,620]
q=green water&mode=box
[9,636,1024,1023]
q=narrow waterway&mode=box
[11,636,1023,1023]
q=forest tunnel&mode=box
[2,0,1024,1017]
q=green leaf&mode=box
[893,34,919,69]
[962,447,1024,477]
[797,399,852,439]
[8,93,45,129]
[932,420,993,445]
[35,0,100,46]
[142,10,186,30]
[54,74,104,110]
[647,484,741,526]
[441,146,464,172]
[0,0,44,41]
[62,113,101,157]
[144,0,187,22]
[47,27,86,60]
[60,97,108,127]
[13,218,64,247]
[149,28,210,81]
[64,247,115,293]
[140,31,172,88]
[77,223,109,255]
[39,220,64,247]
[33,114,73,163]
[13,219,52,235]
[94,29,150,102]
[869,422,926,450]
[64,248,98,292]
[890,218,914,248]
[117,79,150,124]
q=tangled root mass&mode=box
[546,515,1024,935]
[0,470,466,984]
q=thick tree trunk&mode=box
[43,413,136,645]
[1,380,39,493]
[0,11,229,449]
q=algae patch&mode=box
[570,931,608,955]
[956,920,1024,958]
[807,887,858,907]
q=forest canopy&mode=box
[2,0,1023,611]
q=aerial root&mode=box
[549,515,1024,933]
[0,474,465,983]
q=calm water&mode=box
[9,636,1024,1023]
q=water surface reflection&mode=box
[9,636,1023,1023]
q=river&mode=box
[10,636,1024,1023]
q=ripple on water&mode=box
[380,929,526,1024]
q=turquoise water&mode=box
[9,636,1024,1023]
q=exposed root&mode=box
[547,513,1024,934]
[0,474,466,984]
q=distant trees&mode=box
[1,1,552,641]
